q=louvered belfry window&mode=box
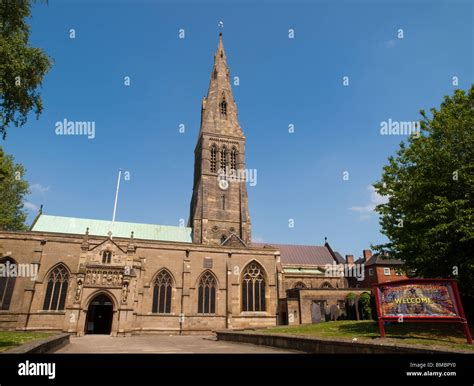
[220,147,227,172]
[210,145,217,173]
[220,93,227,117]
[230,147,237,171]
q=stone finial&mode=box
[81,227,90,251]
[127,231,136,254]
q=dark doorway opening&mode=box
[311,301,326,323]
[85,294,113,334]
[281,312,288,325]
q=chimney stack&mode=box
[363,250,373,262]
[345,255,354,265]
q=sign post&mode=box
[373,278,472,344]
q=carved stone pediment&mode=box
[221,233,247,248]
[90,238,127,254]
[86,238,129,265]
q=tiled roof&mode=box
[283,267,326,275]
[366,254,404,266]
[31,215,192,243]
[333,251,346,264]
[254,243,336,266]
[355,254,404,266]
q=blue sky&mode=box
[3,0,473,258]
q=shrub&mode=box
[358,292,372,320]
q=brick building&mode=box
[348,250,408,288]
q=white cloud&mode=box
[350,185,388,215]
[350,204,374,214]
[24,201,39,212]
[31,183,50,193]
[252,236,266,243]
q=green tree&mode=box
[0,146,30,230]
[373,86,474,296]
[0,0,52,139]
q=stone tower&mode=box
[189,33,251,246]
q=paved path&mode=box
[56,334,297,353]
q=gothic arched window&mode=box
[242,262,266,312]
[210,144,217,173]
[43,265,69,311]
[197,271,217,314]
[294,282,307,289]
[152,269,173,314]
[220,146,227,171]
[321,282,333,289]
[0,257,16,310]
[220,94,227,117]
[102,250,112,264]
[230,147,237,171]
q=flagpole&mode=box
[112,169,123,224]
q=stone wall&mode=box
[3,333,70,354]
[280,288,371,325]
[0,231,280,335]
[283,276,345,291]
[216,331,468,354]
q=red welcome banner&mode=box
[373,279,472,344]
[377,282,458,317]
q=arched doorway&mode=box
[85,294,113,334]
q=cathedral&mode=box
[0,34,363,336]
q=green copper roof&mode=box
[283,268,326,275]
[31,215,192,243]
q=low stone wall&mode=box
[216,331,471,354]
[3,333,70,354]
[298,288,371,324]
[0,313,20,331]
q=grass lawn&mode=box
[258,321,474,352]
[0,331,51,352]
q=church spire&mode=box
[189,34,251,246]
[200,33,244,138]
